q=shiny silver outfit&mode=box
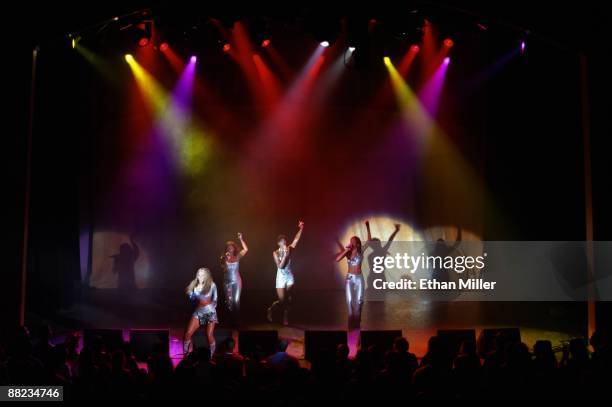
[223,261,242,314]
[184,283,218,355]
[267,248,294,324]
[346,253,365,328]
[275,249,295,288]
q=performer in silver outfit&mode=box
[267,220,304,325]
[335,220,372,329]
[221,233,248,323]
[183,268,218,357]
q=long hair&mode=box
[351,236,362,254]
[220,240,239,265]
[185,268,213,295]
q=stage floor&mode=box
[41,289,586,361]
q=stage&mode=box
[41,288,585,361]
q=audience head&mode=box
[393,337,409,353]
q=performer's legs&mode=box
[225,281,234,312]
[206,321,216,358]
[283,285,293,326]
[346,276,355,326]
[183,316,199,356]
[233,277,242,314]
[354,275,365,328]
[267,287,284,323]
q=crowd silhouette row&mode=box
[1,325,611,402]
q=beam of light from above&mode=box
[309,51,346,105]
[162,56,213,176]
[383,56,432,139]
[418,56,450,117]
[397,44,420,76]
[156,56,197,144]
[125,54,168,114]
[252,53,282,106]
[159,45,185,74]
[458,47,520,95]
[126,54,212,177]
[385,59,497,234]
[229,22,274,110]
[263,44,293,81]
[74,43,119,86]
[243,44,327,181]
[284,44,326,105]
[421,20,438,79]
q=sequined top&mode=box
[347,253,363,268]
[189,283,218,312]
[276,249,292,272]
[224,261,240,283]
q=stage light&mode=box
[320,41,330,47]
[125,54,134,62]
[521,41,526,54]
[443,38,454,48]
[444,56,450,64]
[261,39,271,48]
[383,56,391,65]
[348,46,356,52]
[159,42,169,51]
[222,43,231,52]
[190,55,197,63]
[133,21,152,47]
[410,44,420,53]
[71,38,76,49]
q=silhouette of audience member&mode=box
[452,339,481,399]
[110,235,140,290]
[213,338,244,382]
[2,325,610,403]
[413,336,453,401]
[267,339,298,373]
[387,337,418,377]
[6,326,45,385]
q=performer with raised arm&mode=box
[335,220,372,329]
[221,233,248,323]
[267,220,305,326]
[183,268,218,357]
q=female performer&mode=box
[221,233,248,322]
[335,220,372,329]
[267,221,304,326]
[183,268,218,357]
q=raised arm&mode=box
[237,232,248,257]
[289,220,305,248]
[335,238,346,254]
[335,246,351,262]
[382,223,401,252]
[365,220,372,241]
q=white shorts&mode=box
[275,269,295,289]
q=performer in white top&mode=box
[267,220,304,326]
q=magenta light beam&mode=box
[418,57,450,117]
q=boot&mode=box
[209,341,216,359]
[183,340,191,356]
